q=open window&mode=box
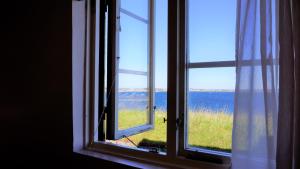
[106,0,155,140]
[87,0,232,164]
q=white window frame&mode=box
[177,0,234,162]
[105,0,155,140]
[72,0,232,168]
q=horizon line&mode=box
[117,88,235,92]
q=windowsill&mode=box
[74,147,231,169]
[74,149,172,169]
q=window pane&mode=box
[121,0,148,19]
[188,0,236,62]
[108,0,168,153]
[118,73,149,130]
[119,13,148,72]
[187,68,235,152]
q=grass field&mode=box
[116,109,233,152]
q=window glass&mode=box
[187,68,235,152]
[119,13,148,72]
[188,0,236,63]
[121,0,148,19]
[118,73,149,130]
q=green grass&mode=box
[118,109,148,130]
[117,109,233,152]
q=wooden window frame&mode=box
[77,0,232,168]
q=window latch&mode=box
[176,118,183,128]
[163,117,167,123]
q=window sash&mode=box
[177,0,232,163]
[106,0,155,140]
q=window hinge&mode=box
[176,118,183,129]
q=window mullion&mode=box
[178,0,187,157]
[187,61,236,68]
[167,0,183,158]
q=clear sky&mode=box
[118,0,236,90]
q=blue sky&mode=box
[119,0,236,90]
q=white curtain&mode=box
[232,0,279,169]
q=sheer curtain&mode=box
[232,0,279,169]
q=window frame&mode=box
[105,0,156,140]
[76,0,232,168]
[177,0,233,162]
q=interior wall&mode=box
[0,0,73,166]
[0,1,131,168]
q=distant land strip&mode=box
[118,88,235,92]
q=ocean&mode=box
[118,91,234,113]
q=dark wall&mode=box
[0,0,73,166]
[0,1,131,168]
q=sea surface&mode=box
[118,91,234,113]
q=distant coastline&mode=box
[118,91,235,113]
[118,88,235,92]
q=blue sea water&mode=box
[118,91,235,113]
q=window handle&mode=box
[146,106,156,111]
[163,118,182,126]
[163,117,167,123]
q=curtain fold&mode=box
[276,0,300,169]
[232,0,279,168]
[292,1,300,168]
